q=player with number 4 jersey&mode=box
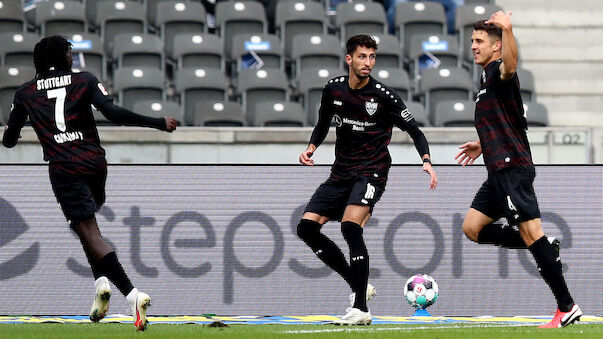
[2,36,177,331]
[296,35,437,325]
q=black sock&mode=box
[95,252,134,297]
[341,221,369,312]
[529,236,574,312]
[478,223,526,248]
[297,219,352,288]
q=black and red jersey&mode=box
[475,60,533,172]
[7,70,112,175]
[309,75,429,181]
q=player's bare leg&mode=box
[462,208,494,242]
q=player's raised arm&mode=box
[486,11,518,80]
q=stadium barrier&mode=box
[1,165,601,316]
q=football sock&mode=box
[477,223,526,248]
[528,236,574,312]
[95,252,135,297]
[297,219,353,288]
[341,221,369,312]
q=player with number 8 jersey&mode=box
[2,36,178,331]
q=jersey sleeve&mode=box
[382,90,430,158]
[2,88,28,148]
[308,85,334,147]
[86,73,113,108]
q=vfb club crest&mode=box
[365,98,378,116]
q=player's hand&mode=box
[299,145,316,166]
[455,141,482,166]
[485,11,512,30]
[164,117,178,132]
[422,162,438,189]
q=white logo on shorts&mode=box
[364,183,375,202]
[507,196,517,212]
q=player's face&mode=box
[471,30,500,66]
[347,46,376,80]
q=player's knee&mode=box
[297,219,322,241]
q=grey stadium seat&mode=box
[112,33,164,71]
[335,1,387,44]
[523,101,549,127]
[0,0,26,33]
[0,32,37,67]
[193,101,246,127]
[419,67,474,122]
[395,1,446,52]
[408,33,461,80]
[275,1,327,58]
[215,1,267,63]
[371,67,411,101]
[291,33,342,77]
[405,101,430,127]
[175,67,229,126]
[171,33,225,71]
[155,1,206,58]
[296,67,345,126]
[96,1,146,54]
[112,66,165,110]
[516,68,535,102]
[0,66,35,122]
[35,0,87,36]
[236,68,289,123]
[253,101,306,127]
[371,34,403,69]
[230,33,283,73]
[67,33,107,81]
[132,100,183,125]
[433,99,475,127]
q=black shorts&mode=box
[304,176,386,221]
[471,168,540,225]
[49,168,107,225]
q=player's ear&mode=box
[345,54,352,66]
[492,39,502,52]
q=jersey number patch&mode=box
[47,87,67,132]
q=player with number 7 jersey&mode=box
[2,35,177,332]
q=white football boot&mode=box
[334,307,372,325]
[89,276,111,322]
[349,283,377,307]
[126,288,151,331]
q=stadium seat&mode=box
[0,105,3,125]
[516,68,535,102]
[155,1,206,58]
[230,33,283,73]
[395,1,446,52]
[215,1,267,63]
[524,101,549,127]
[0,66,35,121]
[335,1,387,44]
[253,101,306,127]
[433,99,475,127]
[408,33,460,81]
[171,33,225,71]
[296,67,345,126]
[419,67,473,122]
[371,67,411,101]
[66,33,107,81]
[112,33,164,71]
[370,34,403,69]
[132,99,183,124]
[455,3,503,67]
[175,67,229,126]
[236,68,289,123]
[291,33,342,77]
[35,0,87,36]
[0,0,26,33]
[275,1,327,59]
[405,100,430,127]
[96,1,146,54]
[0,32,37,67]
[193,101,247,127]
[112,66,165,110]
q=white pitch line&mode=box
[282,323,531,334]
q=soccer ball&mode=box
[404,274,438,309]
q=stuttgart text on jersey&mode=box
[36,74,72,90]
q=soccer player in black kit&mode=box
[455,12,581,328]
[297,35,438,325]
[2,36,178,331]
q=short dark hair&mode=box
[473,20,502,41]
[346,34,378,56]
[33,35,72,76]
